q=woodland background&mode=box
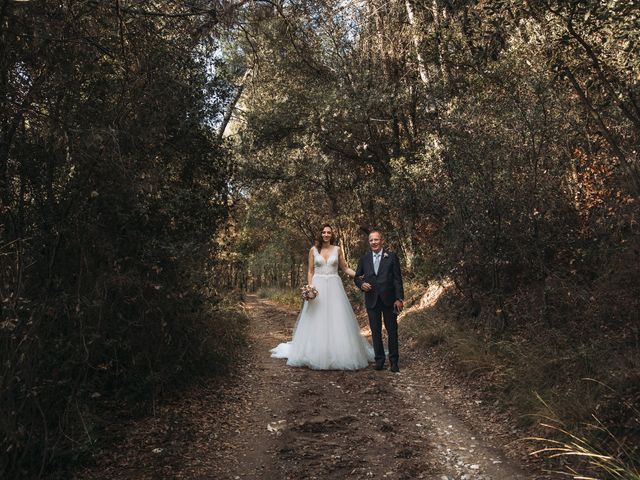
[1,1,638,478]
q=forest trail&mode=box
[78,296,540,480]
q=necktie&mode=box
[374,253,381,274]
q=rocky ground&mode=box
[76,295,553,479]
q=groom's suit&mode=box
[354,249,404,365]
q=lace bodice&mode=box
[313,246,339,276]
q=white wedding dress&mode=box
[270,246,375,370]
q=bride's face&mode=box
[321,227,333,244]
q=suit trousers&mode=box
[366,297,399,364]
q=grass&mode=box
[255,286,302,308]
[255,280,426,312]
[255,277,376,310]
[527,390,640,480]
[402,283,640,479]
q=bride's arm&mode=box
[338,247,356,278]
[307,247,315,285]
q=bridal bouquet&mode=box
[301,284,318,301]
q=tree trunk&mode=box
[217,69,251,141]
[404,0,429,85]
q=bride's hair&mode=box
[315,223,336,250]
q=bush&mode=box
[0,3,240,477]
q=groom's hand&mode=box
[394,300,404,313]
[361,282,372,292]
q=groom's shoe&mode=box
[374,360,385,371]
[390,363,400,373]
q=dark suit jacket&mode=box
[354,250,404,309]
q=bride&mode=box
[270,224,374,370]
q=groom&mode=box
[354,230,404,372]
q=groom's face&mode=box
[368,232,383,253]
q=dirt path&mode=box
[77,296,540,480]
